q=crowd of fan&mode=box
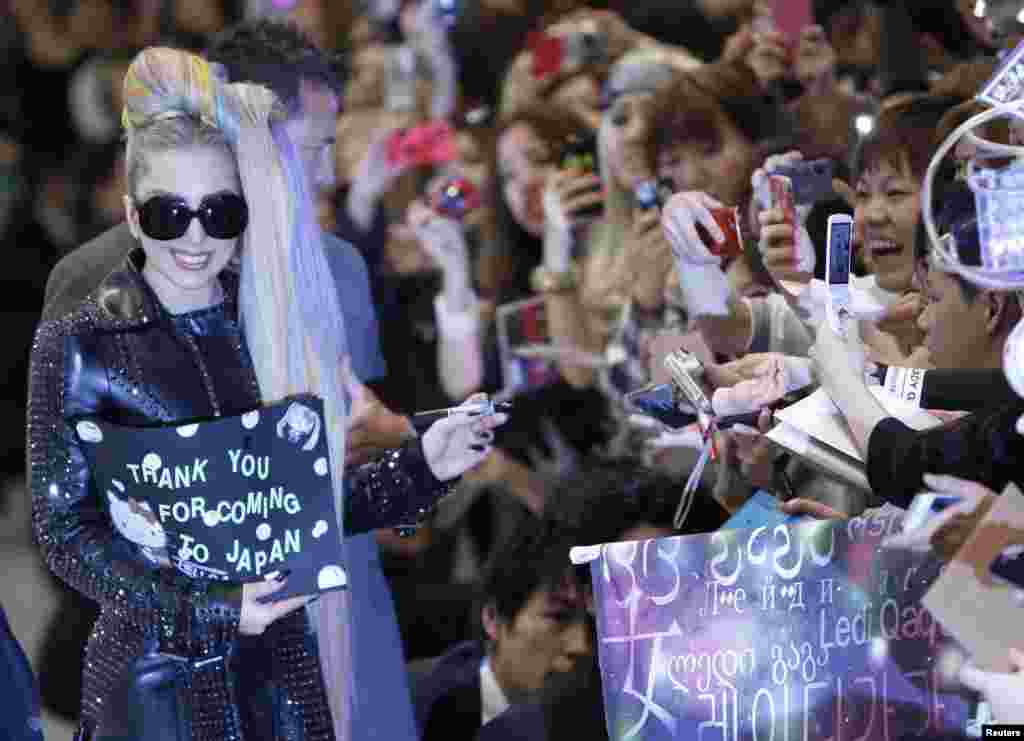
[4,0,1024,738]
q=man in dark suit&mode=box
[36,19,421,739]
[412,510,592,741]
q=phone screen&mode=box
[559,134,603,219]
[560,134,599,174]
[827,219,852,287]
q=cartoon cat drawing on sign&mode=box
[277,401,321,451]
[106,479,170,566]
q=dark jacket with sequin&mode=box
[27,253,451,741]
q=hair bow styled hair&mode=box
[121,47,291,139]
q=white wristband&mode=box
[543,225,574,273]
[882,366,927,407]
[542,186,573,273]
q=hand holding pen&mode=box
[417,393,511,481]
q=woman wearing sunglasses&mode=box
[28,47,506,741]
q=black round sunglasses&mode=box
[135,192,249,241]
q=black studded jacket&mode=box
[27,251,450,741]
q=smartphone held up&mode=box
[559,133,604,220]
[696,206,743,261]
[825,213,854,337]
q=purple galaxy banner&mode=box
[588,513,974,740]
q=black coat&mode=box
[412,640,486,741]
[28,252,450,740]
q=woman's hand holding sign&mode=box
[240,577,315,635]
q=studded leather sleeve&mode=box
[344,438,454,534]
[27,319,241,652]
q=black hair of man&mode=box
[914,179,982,302]
[477,507,572,626]
[479,503,569,626]
[205,17,344,116]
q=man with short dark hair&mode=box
[412,509,593,741]
[37,19,420,740]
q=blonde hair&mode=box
[125,117,230,197]
[122,47,353,739]
[586,49,679,329]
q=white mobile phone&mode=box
[825,213,854,337]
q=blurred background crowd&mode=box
[2,0,1024,738]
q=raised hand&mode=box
[420,393,509,481]
[348,126,415,231]
[626,205,675,309]
[660,191,733,317]
[407,200,470,278]
[751,150,816,282]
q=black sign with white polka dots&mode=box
[75,394,346,600]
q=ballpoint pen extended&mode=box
[411,400,512,429]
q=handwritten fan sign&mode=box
[75,395,344,600]
[579,514,974,740]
